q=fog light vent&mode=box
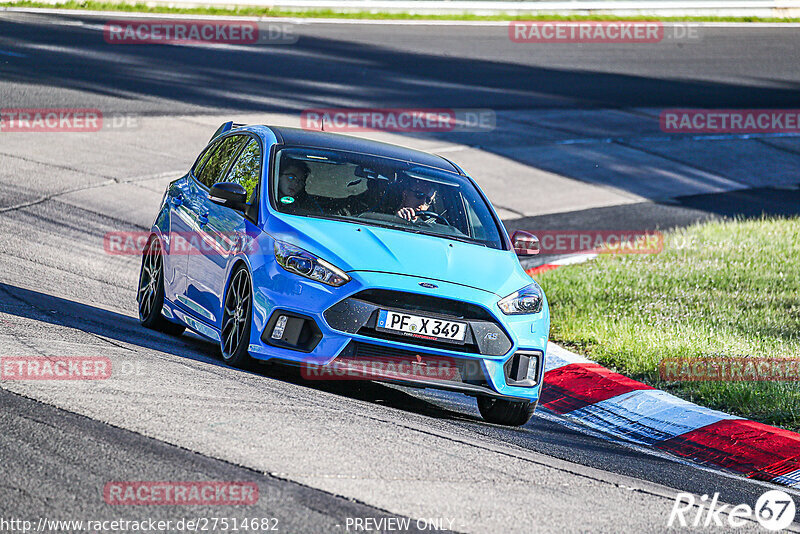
[526,359,539,381]
[271,315,288,340]
[504,351,542,387]
[262,311,323,353]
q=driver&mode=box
[395,180,437,222]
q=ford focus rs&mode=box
[138,123,549,426]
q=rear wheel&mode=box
[477,396,536,426]
[138,238,185,336]
[220,265,253,368]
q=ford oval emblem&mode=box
[419,282,438,289]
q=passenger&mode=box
[277,157,325,214]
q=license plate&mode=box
[376,310,466,343]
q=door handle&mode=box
[198,213,209,226]
[172,194,183,207]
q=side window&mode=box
[192,144,215,178]
[196,135,246,188]
[225,138,261,204]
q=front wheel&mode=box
[138,238,185,336]
[477,396,536,426]
[220,265,253,368]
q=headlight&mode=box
[274,240,350,287]
[498,283,544,315]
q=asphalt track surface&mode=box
[1,11,800,533]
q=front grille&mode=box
[336,341,490,386]
[353,289,495,321]
[324,289,513,356]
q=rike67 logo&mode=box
[669,490,796,530]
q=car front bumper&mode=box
[247,264,550,402]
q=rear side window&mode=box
[196,135,246,188]
[224,138,262,204]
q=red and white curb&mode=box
[529,258,800,489]
[525,253,597,276]
[540,340,800,488]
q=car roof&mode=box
[266,126,461,174]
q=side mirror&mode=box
[209,182,247,211]
[511,230,540,256]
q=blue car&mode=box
[138,123,549,426]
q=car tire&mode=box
[477,396,536,426]
[220,265,253,368]
[138,237,186,336]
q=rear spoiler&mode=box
[209,121,246,142]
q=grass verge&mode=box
[2,0,800,22]
[537,217,800,431]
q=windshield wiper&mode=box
[281,212,490,247]
[430,233,488,247]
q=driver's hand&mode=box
[397,207,416,221]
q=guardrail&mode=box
[8,0,800,17]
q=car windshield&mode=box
[272,147,505,250]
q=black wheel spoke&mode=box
[229,284,238,305]
[221,268,251,361]
[141,289,151,317]
[227,322,238,353]
[138,240,163,322]
[237,274,247,299]
[223,316,235,335]
[137,239,184,337]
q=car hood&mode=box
[266,214,532,298]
